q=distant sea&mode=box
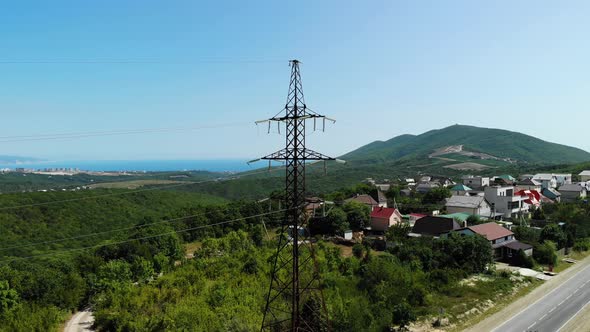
[0,160,252,172]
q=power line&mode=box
[0,123,247,143]
[0,205,238,252]
[0,58,286,64]
[0,161,338,250]
[0,208,289,264]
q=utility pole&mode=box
[254,60,335,331]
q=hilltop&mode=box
[340,125,590,166]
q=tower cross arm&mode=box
[257,148,335,161]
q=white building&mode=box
[533,173,572,189]
[484,186,529,219]
[445,195,492,217]
[579,171,590,182]
[462,175,490,190]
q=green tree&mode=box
[96,260,132,291]
[532,207,546,220]
[513,226,541,245]
[0,280,19,313]
[386,223,412,242]
[466,215,483,226]
[352,243,364,259]
[534,241,558,266]
[325,208,350,235]
[131,257,155,283]
[342,201,370,231]
[540,224,567,249]
[421,187,451,205]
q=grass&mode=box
[447,277,541,332]
[553,249,590,273]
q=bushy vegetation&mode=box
[0,190,272,331]
[91,229,500,332]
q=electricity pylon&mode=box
[253,60,335,331]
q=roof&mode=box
[559,184,586,192]
[517,178,541,186]
[467,222,513,241]
[345,194,378,206]
[542,187,561,198]
[370,207,398,219]
[503,241,533,251]
[376,184,391,191]
[439,212,472,222]
[416,183,439,190]
[412,216,462,236]
[451,184,473,191]
[533,174,555,181]
[445,195,487,209]
[580,171,590,176]
[497,174,516,181]
[515,189,541,207]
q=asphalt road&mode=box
[492,264,590,332]
[63,309,94,332]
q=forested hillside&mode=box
[342,125,590,164]
[0,190,273,331]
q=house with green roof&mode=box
[450,184,472,195]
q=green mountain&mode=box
[179,125,590,200]
[341,124,590,165]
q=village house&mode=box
[408,213,427,227]
[304,197,326,217]
[484,186,529,219]
[516,178,542,192]
[416,182,439,194]
[515,189,542,209]
[579,171,590,182]
[462,175,490,190]
[533,173,572,189]
[369,207,402,232]
[431,176,455,187]
[445,195,492,217]
[450,183,472,196]
[558,184,587,202]
[376,190,388,208]
[532,174,557,189]
[452,222,533,260]
[419,176,432,183]
[541,187,561,202]
[410,216,462,237]
[375,183,391,192]
[345,194,379,209]
[493,174,516,186]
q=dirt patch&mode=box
[89,179,188,189]
[444,162,492,170]
[185,241,202,258]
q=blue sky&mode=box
[1,1,589,160]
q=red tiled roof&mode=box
[370,207,398,219]
[345,194,378,206]
[468,222,513,241]
[410,213,427,217]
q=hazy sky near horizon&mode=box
[1,1,589,160]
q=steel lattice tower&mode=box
[256,60,334,331]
